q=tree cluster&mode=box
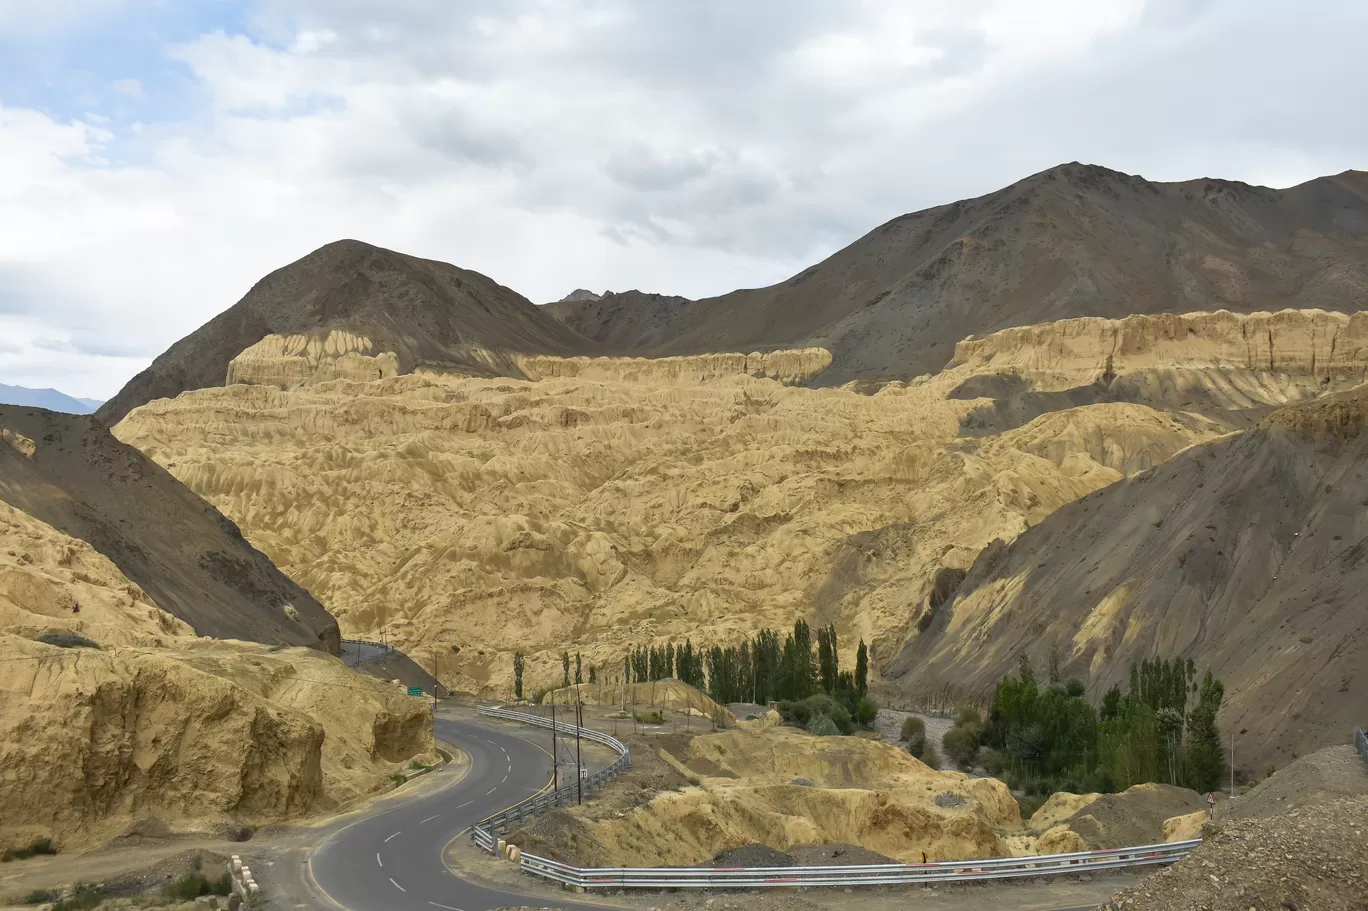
[984,653,1227,794]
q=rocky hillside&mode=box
[110,310,1363,711]
[548,164,1368,384]
[887,385,1368,768]
[0,406,338,650]
[96,239,599,425]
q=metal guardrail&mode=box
[471,705,630,838]
[468,705,1198,891]
[518,840,1201,889]
[1355,727,1367,766]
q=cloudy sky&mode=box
[1,0,1365,399]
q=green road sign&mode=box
[407,686,423,696]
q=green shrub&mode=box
[20,889,60,905]
[51,884,104,911]
[35,633,99,650]
[2,838,57,862]
[407,761,429,771]
[943,723,983,769]
[164,871,232,900]
[854,695,878,726]
[1016,793,1048,820]
[899,716,925,742]
[954,706,982,727]
[634,710,665,724]
[921,742,941,770]
[805,713,840,736]
[389,772,406,787]
[905,729,927,759]
[982,748,1008,776]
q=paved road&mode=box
[310,714,595,911]
[307,712,1115,911]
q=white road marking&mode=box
[419,814,440,824]
[429,903,462,910]
[384,831,401,842]
[376,853,383,867]
[501,772,508,783]
[390,877,406,892]
[486,786,497,794]
[456,800,472,809]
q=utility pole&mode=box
[551,703,559,797]
[575,697,584,806]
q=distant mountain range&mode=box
[97,162,1368,424]
[0,383,103,414]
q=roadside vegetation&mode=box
[976,653,1226,795]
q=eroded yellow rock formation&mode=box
[227,330,400,389]
[0,505,436,855]
[519,727,1021,865]
[113,309,1367,697]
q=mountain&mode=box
[0,383,102,414]
[547,163,1368,385]
[96,239,599,425]
[885,387,1368,768]
[0,405,339,650]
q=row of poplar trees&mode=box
[619,619,869,707]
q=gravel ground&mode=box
[1102,795,1368,911]
[1225,745,1368,821]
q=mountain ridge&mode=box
[0,383,102,414]
[547,162,1368,385]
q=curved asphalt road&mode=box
[310,715,592,911]
[309,713,1106,911]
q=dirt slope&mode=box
[97,239,598,425]
[548,164,1368,384]
[888,387,1368,768]
[0,406,338,651]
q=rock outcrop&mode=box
[0,634,435,854]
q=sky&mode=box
[1,0,1365,400]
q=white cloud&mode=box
[108,76,145,98]
[0,0,1365,399]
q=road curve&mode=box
[308,713,1115,911]
[309,715,594,911]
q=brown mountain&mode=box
[0,405,339,650]
[548,163,1368,385]
[97,239,598,425]
[885,387,1368,767]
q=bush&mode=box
[805,713,840,736]
[21,889,60,905]
[954,706,982,727]
[35,633,100,650]
[634,710,665,724]
[1016,793,1048,820]
[164,872,232,900]
[389,772,406,787]
[982,748,1007,776]
[779,695,852,735]
[921,742,941,770]
[51,884,105,911]
[942,723,983,769]
[2,838,57,862]
[854,695,878,726]
[899,716,925,742]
